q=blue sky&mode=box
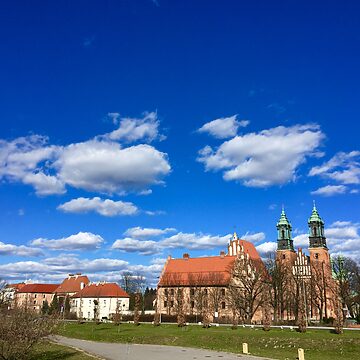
[0,0,359,286]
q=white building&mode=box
[71,282,130,320]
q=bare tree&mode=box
[176,288,186,327]
[134,293,141,325]
[227,254,265,324]
[0,307,58,360]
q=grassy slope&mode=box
[58,322,360,360]
[30,341,95,360]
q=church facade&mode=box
[156,204,337,324]
[275,204,336,321]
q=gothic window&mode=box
[190,288,195,296]
[221,301,226,309]
[170,289,174,296]
[191,301,195,308]
[221,288,226,296]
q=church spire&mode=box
[308,202,327,248]
[276,207,294,252]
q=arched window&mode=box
[281,229,285,238]
[313,227,317,236]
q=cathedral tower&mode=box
[308,202,330,264]
[276,208,296,262]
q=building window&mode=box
[170,289,174,295]
[33,300,36,304]
[221,301,226,309]
[190,288,195,296]
[313,227,317,236]
[282,254,286,260]
[43,294,46,298]
[164,301,167,308]
[191,301,195,309]
[104,300,106,306]
[164,289,168,295]
[34,294,37,298]
[315,253,319,259]
[170,301,174,308]
[204,289,208,295]
[89,300,91,304]
[221,288,225,296]
[281,229,285,238]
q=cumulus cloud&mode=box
[111,238,160,255]
[242,232,266,243]
[198,115,249,139]
[309,151,360,194]
[255,242,277,255]
[198,124,324,187]
[0,113,171,196]
[31,232,104,250]
[58,197,138,216]
[123,227,176,238]
[106,112,164,143]
[0,254,163,287]
[55,141,170,194]
[158,232,231,250]
[0,242,43,257]
[311,185,347,196]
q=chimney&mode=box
[220,250,225,258]
[183,253,190,260]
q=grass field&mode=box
[58,322,360,360]
[30,341,94,360]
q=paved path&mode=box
[54,336,272,360]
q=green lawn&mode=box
[58,322,360,360]
[30,341,95,360]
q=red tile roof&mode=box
[17,283,59,294]
[6,283,26,291]
[72,283,129,298]
[54,275,89,294]
[159,240,262,287]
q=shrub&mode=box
[0,308,58,360]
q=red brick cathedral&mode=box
[276,203,336,321]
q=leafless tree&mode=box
[134,293,141,325]
[227,254,265,324]
[0,307,58,360]
[176,288,186,327]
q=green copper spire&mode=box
[308,202,327,248]
[276,206,294,252]
[308,201,324,224]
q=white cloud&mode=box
[106,112,163,143]
[123,227,176,238]
[242,232,266,243]
[293,234,309,248]
[31,232,104,250]
[0,242,43,257]
[0,113,171,196]
[58,197,138,216]
[198,115,249,139]
[309,151,360,194]
[55,140,170,194]
[255,242,277,255]
[160,232,231,250]
[311,185,347,196]
[198,124,324,187]
[111,238,160,255]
